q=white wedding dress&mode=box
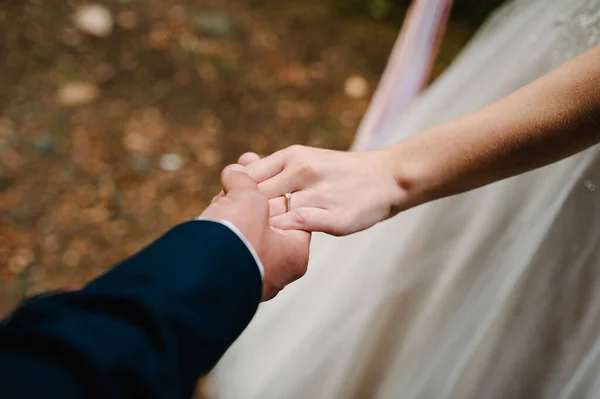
[214,0,600,397]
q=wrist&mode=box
[196,218,265,280]
[380,136,439,213]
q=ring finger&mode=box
[268,190,318,218]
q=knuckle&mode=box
[295,163,318,180]
[288,144,305,153]
[287,144,305,158]
[290,209,307,225]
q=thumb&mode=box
[221,164,259,194]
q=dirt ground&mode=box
[0,0,486,315]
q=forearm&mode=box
[387,45,600,210]
[0,221,262,398]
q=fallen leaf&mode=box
[73,4,114,38]
[57,82,100,107]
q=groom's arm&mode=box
[0,220,262,399]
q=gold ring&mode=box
[284,192,292,212]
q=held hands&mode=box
[201,165,311,301]
[238,145,406,236]
[205,144,403,299]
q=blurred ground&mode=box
[0,0,490,314]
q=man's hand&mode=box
[201,164,311,301]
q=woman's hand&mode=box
[225,46,600,239]
[238,145,406,236]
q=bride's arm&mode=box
[240,45,600,236]
[389,45,600,212]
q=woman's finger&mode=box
[244,150,288,184]
[238,152,261,166]
[258,168,303,199]
[268,190,314,218]
[269,207,339,235]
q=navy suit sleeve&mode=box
[0,220,262,399]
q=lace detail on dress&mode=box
[546,0,600,63]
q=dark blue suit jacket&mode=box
[0,221,262,398]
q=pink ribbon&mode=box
[351,0,453,150]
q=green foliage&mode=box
[331,0,410,26]
[331,0,506,27]
[367,0,394,20]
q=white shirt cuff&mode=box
[194,218,264,280]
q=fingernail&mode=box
[229,164,245,172]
